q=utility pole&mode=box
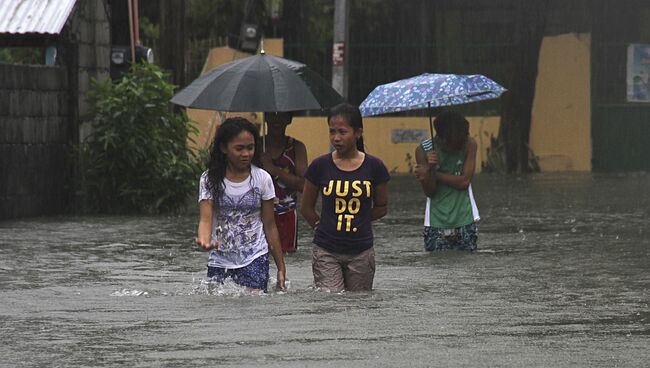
[332,0,349,99]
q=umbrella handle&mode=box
[262,120,266,152]
[427,102,440,172]
[427,102,434,139]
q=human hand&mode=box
[275,269,286,290]
[426,151,439,167]
[414,163,431,181]
[195,237,220,250]
[260,152,275,174]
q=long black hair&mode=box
[327,103,365,152]
[206,117,261,210]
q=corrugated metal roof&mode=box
[0,0,78,35]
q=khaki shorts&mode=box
[312,245,375,292]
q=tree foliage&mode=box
[80,63,202,213]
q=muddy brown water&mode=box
[1,173,648,367]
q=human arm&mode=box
[196,200,218,250]
[300,179,320,229]
[414,145,439,197]
[261,199,286,290]
[289,140,308,192]
[260,140,307,192]
[371,182,389,220]
[435,137,477,189]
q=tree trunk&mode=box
[497,0,549,174]
[159,0,186,89]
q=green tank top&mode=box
[420,138,479,229]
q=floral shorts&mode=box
[423,223,478,252]
[207,253,270,291]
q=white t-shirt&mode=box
[198,165,275,269]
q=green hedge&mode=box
[80,63,202,213]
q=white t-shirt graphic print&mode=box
[198,165,275,269]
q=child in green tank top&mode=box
[414,111,480,251]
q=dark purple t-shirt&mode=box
[304,153,390,254]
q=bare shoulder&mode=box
[466,137,478,152]
[293,138,307,150]
[465,137,478,159]
[415,144,427,163]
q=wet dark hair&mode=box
[206,117,261,211]
[264,111,293,123]
[433,111,469,151]
[327,103,365,152]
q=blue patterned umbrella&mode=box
[359,73,506,136]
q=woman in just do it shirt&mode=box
[301,103,390,292]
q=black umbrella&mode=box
[170,52,343,112]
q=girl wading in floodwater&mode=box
[301,103,390,292]
[196,117,286,292]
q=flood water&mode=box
[1,173,648,367]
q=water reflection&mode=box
[0,173,648,367]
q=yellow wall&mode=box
[286,116,500,173]
[186,35,594,173]
[530,33,592,171]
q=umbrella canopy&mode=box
[171,53,343,112]
[359,73,506,117]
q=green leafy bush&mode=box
[80,63,201,213]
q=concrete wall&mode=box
[0,64,70,219]
[286,116,500,174]
[530,33,592,171]
[188,36,593,174]
[70,0,111,142]
[184,41,500,172]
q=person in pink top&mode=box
[260,111,308,253]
